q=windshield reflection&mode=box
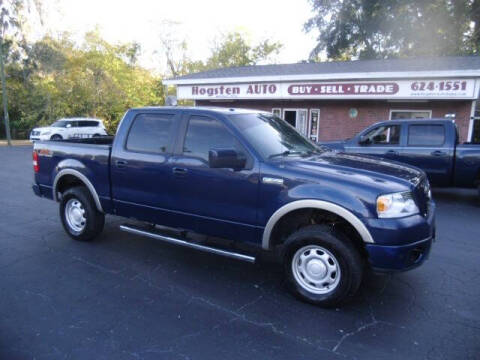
[229,113,323,159]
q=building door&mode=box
[283,109,308,136]
[472,117,480,143]
[284,110,296,127]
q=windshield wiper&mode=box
[268,150,306,159]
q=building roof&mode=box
[164,56,480,85]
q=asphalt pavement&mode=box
[0,145,479,360]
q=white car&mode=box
[30,118,108,141]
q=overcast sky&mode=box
[35,0,318,72]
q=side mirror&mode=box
[373,134,386,143]
[66,123,72,128]
[209,148,246,170]
[359,136,369,145]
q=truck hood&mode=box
[281,152,424,187]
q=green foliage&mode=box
[2,32,164,137]
[206,32,282,68]
[305,0,477,60]
[163,31,282,77]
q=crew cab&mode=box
[322,119,480,192]
[32,107,435,306]
[30,118,107,141]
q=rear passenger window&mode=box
[408,125,445,146]
[126,114,174,153]
[78,121,94,127]
[183,116,242,161]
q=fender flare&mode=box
[53,169,104,213]
[261,199,374,250]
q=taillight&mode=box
[33,150,39,173]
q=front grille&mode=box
[31,131,40,136]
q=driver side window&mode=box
[362,125,400,145]
[183,115,244,162]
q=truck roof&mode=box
[388,118,455,122]
[128,106,266,115]
[371,118,456,127]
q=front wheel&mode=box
[283,225,364,307]
[60,186,104,241]
[50,134,62,140]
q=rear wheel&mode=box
[60,186,104,241]
[283,225,364,307]
[50,134,62,140]
[92,133,101,137]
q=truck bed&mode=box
[33,138,113,211]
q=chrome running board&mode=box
[119,224,255,263]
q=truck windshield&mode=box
[51,120,69,128]
[229,113,321,159]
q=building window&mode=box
[272,108,281,117]
[309,109,320,141]
[390,110,432,119]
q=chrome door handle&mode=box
[115,160,128,168]
[172,167,188,176]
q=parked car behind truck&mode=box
[321,119,480,193]
[30,118,107,141]
[32,107,435,306]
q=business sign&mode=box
[177,79,477,100]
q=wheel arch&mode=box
[262,200,374,250]
[53,169,103,213]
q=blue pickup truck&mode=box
[32,107,435,306]
[322,119,480,192]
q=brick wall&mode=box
[196,99,473,142]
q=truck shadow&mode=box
[432,188,479,207]
[98,218,422,319]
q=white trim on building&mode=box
[164,70,480,86]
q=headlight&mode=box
[41,131,51,135]
[377,191,419,218]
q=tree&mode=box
[0,0,42,144]
[304,0,475,60]
[4,32,164,136]
[206,32,282,69]
[158,26,282,78]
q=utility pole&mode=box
[0,36,11,146]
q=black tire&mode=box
[92,133,101,137]
[59,186,104,241]
[50,134,62,140]
[283,225,364,307]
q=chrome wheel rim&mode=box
[65,198,86,233]
[291,245,341,294]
